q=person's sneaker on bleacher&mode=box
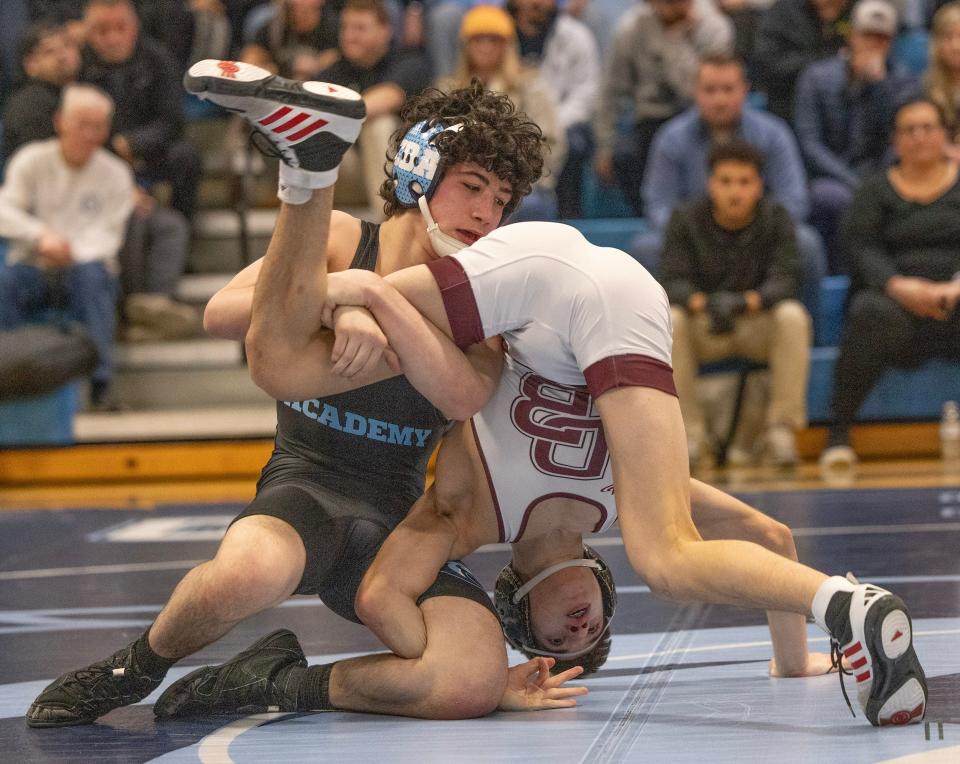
[823,582,927,726]
[183,60,365,195]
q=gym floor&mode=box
[1,463,958,763]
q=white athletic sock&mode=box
[811,575,857,634]
[277,163,338,205]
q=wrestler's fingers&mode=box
[331,329,348,364]
[536,657,554,683]
[547,685,589,698]
[544,664,585,688]
[384,349,402,374]
[542,698,580,709]
[343,343,376,377]
[332,336,358,376]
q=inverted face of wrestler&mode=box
[426,161,513,249]
[527,565,605,655]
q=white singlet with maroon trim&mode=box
[426,221,678,542]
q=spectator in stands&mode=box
[241,0,342,80]
[661,139,810,466]
[28,0,84,22]
[224,0,274,53]
[0,85,134,408]
[507,0,600,218]
[821,98,960,469]
[320,0,431,216]
[594,0,733,216]
[2,21,80,162]
[794,0,916,272]
[753,0,853,123]
[140,0,232,75]
[80,0,202,222]
[635,54,827,316]
[119,189,200,341]
[926,1,960,160]
[663,140,810,467]
[715,0,769,65]
[437,5,564,221]
[6,18,199,341]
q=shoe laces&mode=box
[59,655,135,701]
[830,638,856,718]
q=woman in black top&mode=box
[821,98,960,468]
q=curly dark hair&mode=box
[378,81,546,218]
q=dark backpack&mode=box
[0,323,98,401]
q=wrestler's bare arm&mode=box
[203,257,263,341]
[334,268,502,419]
[204,255,399,397]
[354,491,473,659]
[206,251,498,414]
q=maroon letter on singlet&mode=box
[510,373,609,480]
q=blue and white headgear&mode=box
[393,119,472,256]
[393,119,464,208]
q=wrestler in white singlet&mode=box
[425,221,678,540]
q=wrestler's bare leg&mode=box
[689,480,833,676]
[149,516,306,659]
[328,597,508,719]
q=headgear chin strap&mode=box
[418,195,468,257]
[512,558,601,603]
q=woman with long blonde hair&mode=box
[926,1,960,159]
[437,5,566,221]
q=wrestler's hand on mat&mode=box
[769,651,845,677]
[331,305,400,377]
[498,657,588,712]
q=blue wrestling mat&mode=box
[1,486,958,762]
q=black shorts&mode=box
[232,477,495,624]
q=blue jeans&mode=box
[809,177,855,275]
[0,262,119,384]
[557,122,594,219]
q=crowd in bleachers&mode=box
[0,0,959,465]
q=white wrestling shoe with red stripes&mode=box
[183,60,364,177]
[825,582,927,726]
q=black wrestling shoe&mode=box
[153,629,306,718]
[183,60,365,172]
[827,584,928,726]
[26,641,164,727]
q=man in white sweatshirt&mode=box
[0,83,135,407]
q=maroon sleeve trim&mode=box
[583,354,678,399]
[424,257,485,349]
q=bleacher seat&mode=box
[815,275,849,347]
[580,166,636,219]
[0,239,81,447]
[563,217,649,251]
[0,383,78,446]
[806,278,960,423]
